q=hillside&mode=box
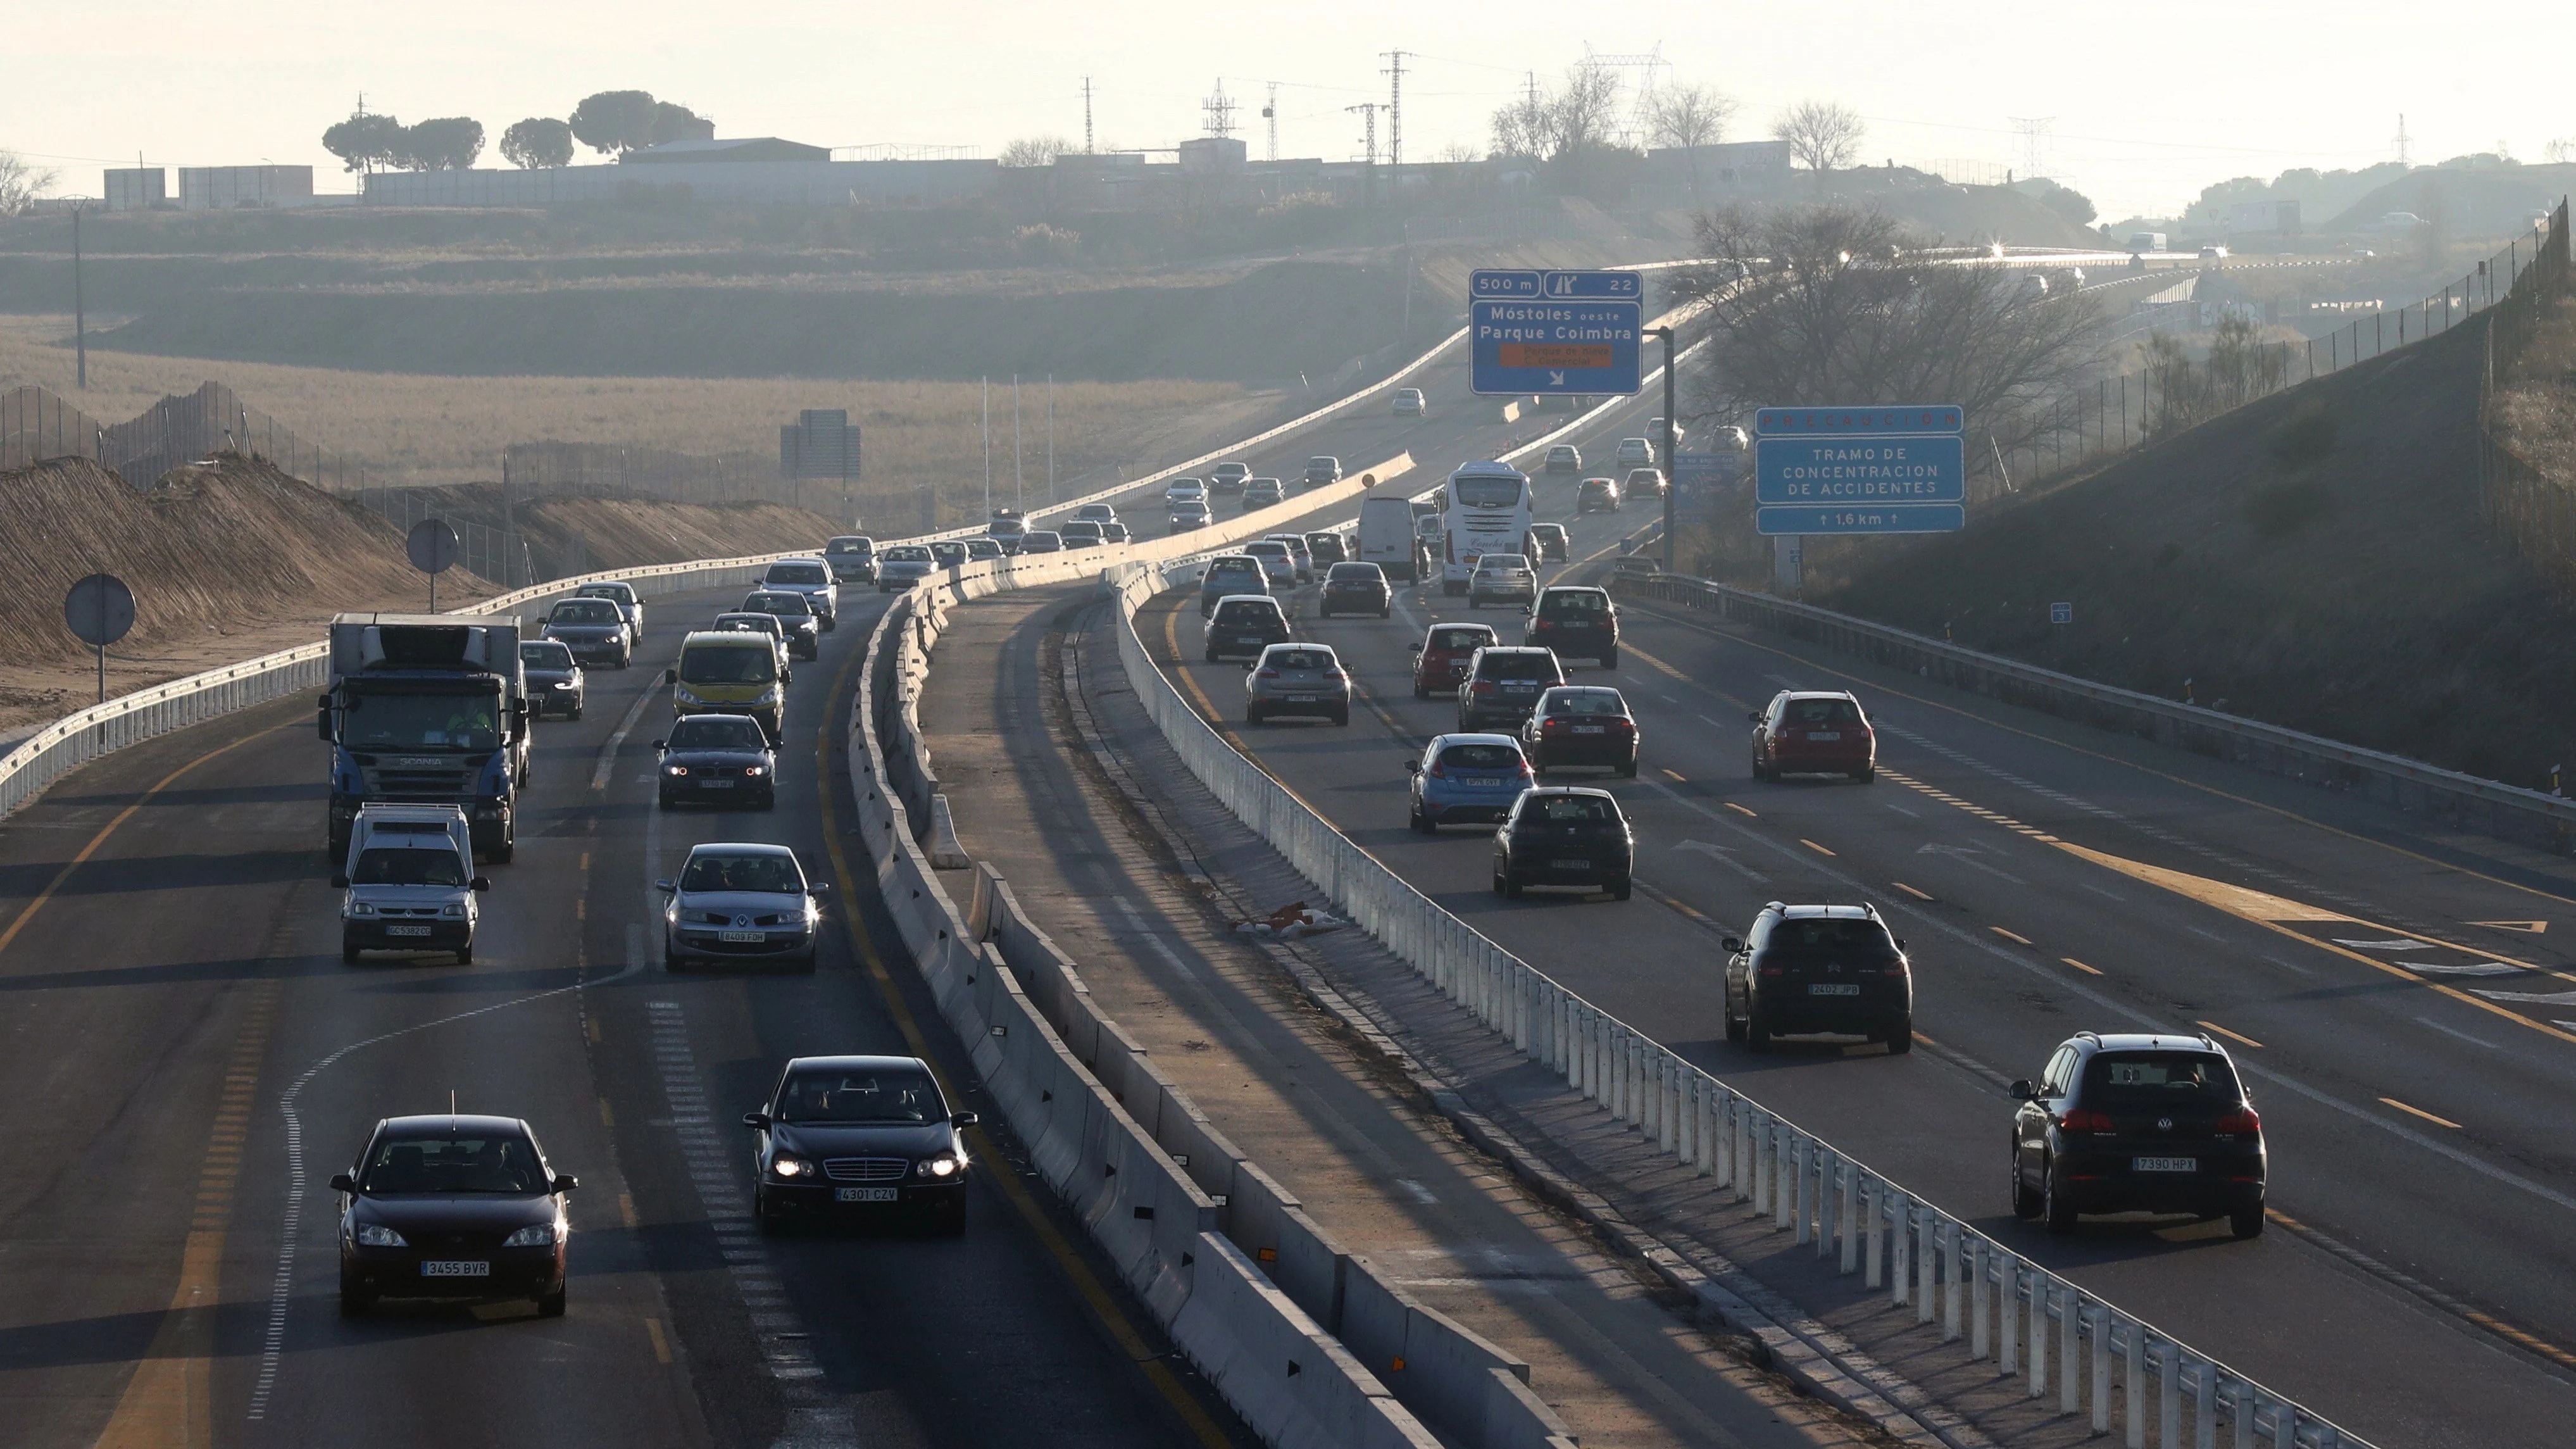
[1820,313,2576,789]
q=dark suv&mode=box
[1525,586,1618,667]
[2011,1033,2267,1239]
[1457,646,1565,731]
[1723,904,1913,1052]
[1205,596,1291,662]
[1492,787,1633,900]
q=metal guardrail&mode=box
[1618,572,2576,856]
[1109,556,2365,1449]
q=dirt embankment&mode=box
[0,455,841,741]
[1819,313,2576,788]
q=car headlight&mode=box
[918,1155,961,1179]
[553,680,575,690]
[440,902,467,919]
[349,901,378,917]
[673,686,701,706]
[772,1155,815,1179]
[666,764,690,776]
[355,1223,408,1247]
[756,686,782,706]
[742,765,767,777]
[502,1223,558,1248]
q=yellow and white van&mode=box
[668,630,787,741]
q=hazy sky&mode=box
[12,1,2573,220]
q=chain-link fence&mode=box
[503,440,809,508]
[2479,201,2575,593]
[349,487,539,589]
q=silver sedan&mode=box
[1244,643,1351,727]
[658,843,828,970]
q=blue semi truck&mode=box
[320,613,530,864]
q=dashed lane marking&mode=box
[2062,957,2104,976]
[2198,1020,2264,1049]
[1891,881,1933,901]
[2381,1096,2464,1130]
[1990,925,2032,946]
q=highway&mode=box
[0,582,1248,1446]
[1113,373,2576,1448]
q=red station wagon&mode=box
[1749,689,1877,782]
[1411,622,1497,699]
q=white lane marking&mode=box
[2472,988,2576,1006]
[2080,882,2127,901]
[1882,801,1919,818]
[1629,772,2576,1219]
[1115,898,1202,981]
[1915,841,2027,885]
[249,955,644,1421]
[2399,960,2526,977]
[2183,924,2228,943]
[2413,1015,2502,1050]
[1395,1179,1440,1205]
[594,683,661,791]
[2264,954,2318,977]
[2334,939,2422,951]
[1673,839,1768,882]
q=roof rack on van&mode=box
[2075,1031,2103,1044]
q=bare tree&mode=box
[1549,60,1624,158]
[1668,204,2105,492]
[2547,138,2576,165]
[1647,83,1739,198]
[1773,100,1865,182]
[1489,86,1551,161]
[997,136,1073,168]
[0,150,59,215]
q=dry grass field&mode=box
[0,317,1275,503]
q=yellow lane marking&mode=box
[619,1192,640,1229]
[0,722,282,960]
[2198,1020,2265,1049]
[1991,925,2032,946]
[575,897,587,922]
[816,634,1235,1449]
[1724,801,1756,817]
[1626,594,2576,912]
[1892,881,1934,901]
[597,1098,615,1127]
[2471,920,2548,934]
[645,1316,673,1364]
[1801,838,1835,857]
[2465,1312,2576,1367]
[1663,768,1689,782]
[2381,1096,2463,1130]
[2062,957,2104,976]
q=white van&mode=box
[334,803,486,965]
[1357,494,1425,582]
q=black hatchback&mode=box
[1723,903,1913,1052]
[334,1114,577,1317]
[1458,646,1565,731]
[1492,787,1633,900]
[2011,1033,2267,1239]
[1318,562,1392,618]
[741,591,822,659]
[1525,586,1618,667]
[656,713,778,810]
[746,1055,979,1234]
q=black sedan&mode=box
[1492,786,1634,901]
[518,639,585,720]
[746,1055,979,1234]
[334,1113,577,1317]
[741,591,822,659]
[1521,686,1638,775]
[656,713,778,810]
[1318,561,1392,618]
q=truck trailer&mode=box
[320,613,530,864]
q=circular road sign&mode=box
[406,518,460,575]
[63,573,137,648]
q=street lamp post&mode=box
[1648,325,1677,571]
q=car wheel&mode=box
[1601,649,1619,670]
[2230,1200,2267,1240]
[1245,704,1263,725]
[1608,875,1632,901]
[2043,1162,2078,1233]
[341,939,360,965]
[1854,766,1877,784]
[1746,1008,1772,1051]
[1204,648,1220,663]
[762,793,779,812]
[1620,759,1639,779]
[492,827,515,865]
[1503,872,1524,901]
[1724,1000,1748,1043]
[1884,1014,1913,1053]
[456,946,473,966]
[537,1284,566,1317]
[338,1275,371,1317]
[2011,1143,2044,1219]
[1379,606,1391,618]
[1412,801,1437,834]
[568,704,584,721]
[1492,869,1510,898]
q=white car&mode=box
[1242,539,1297,587]
[1165,477,1209,504]
[1392,387,1427,417]
[335,804,485,965]
[1613,437,1655,470]
[760,557,839,631]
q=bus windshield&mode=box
[1451,475,1525,509]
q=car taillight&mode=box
[1510,758,1533,776]
[1757,965,1784,977]
[1533,619,1555,630]
[1610,718,1635,732]
[1472,681,1496,694]
[1323,667,1345,679]
[2058,1109,2116,1134]
[2213,1108,2261,1135]
[1255,670,1280,680]
[1542,718,1567,731]
[1426,760,1447,779]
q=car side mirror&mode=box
[808,882,832,896]
[1722,937,1743,954]
[1746,712,1764,724]
[654,879,676,893]
[316,701,334,742]
[1404,758,1421,772]
[470,877,491,892]
[651,739,666,751]
[552,1174,580,1193]
[330,874,351,889]
[665,668,678,684]
[951,1110,980,1127]
[330,1172,357,1193]
[2009,1080,2037,1101]
[782,668,794,684]
[743,1111,770,1129]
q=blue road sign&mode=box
[2049,602,2073,625]
[1471,298,1642,396]
[1755,434,1965,505]
[1754,405,1964,437]
[1471,268,1643,301]
[1756,504,1965,536]
[1669,451,1739,526]
[1472,270,1542,299]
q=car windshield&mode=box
[1429,627,1492,651]
[716,615,780,636]
[1480,653,1556,681]
[775,1067,946,1124]
[1215,603,1281,627]
[1328,563,1380,581]
[884,547,932,562]
[1782,698,1863,725]
[1452,476,1522,508]
[681,646,777,685]
[1582,479,1614,492]
[1439,743,1522,770]
[1525,794,1617,824]
[1545,691,1626,716]
[679,853,803,894]
[1266,649,1333,671]
[1210,559,1259,575]
[1246,543,1287,557]
[1479,555,1530,572]
[749,595,811,618]
[766,564,828,585]
[827,539,871,555]
[361,1133,548,1195]
[520,642,574,668]
[577,586,630,604]
[1542,591,1608,616]
[932,543,966,559]
[351,846,466,887]
[1766,919,1895,954]
[339,692,501,751]
[551,600,620,624]
[1062,523,1101,537]
[1023,533,1061,547]
[2084,1053,2241,1105]
[669,717,767,750]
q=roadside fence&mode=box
[2477,200,2576,593]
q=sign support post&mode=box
[1650,325,1677,571]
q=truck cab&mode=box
[332,804,487,965]
[322,614,529,864]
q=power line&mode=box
[1382,51,1411,168]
